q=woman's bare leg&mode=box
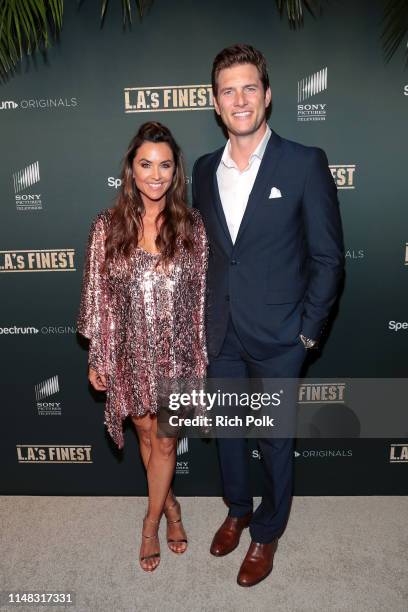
[131,414,176,510]
[147,418,187,553]
[131,413,179,569]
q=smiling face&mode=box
[213,63,271,139]
[132,141,175,207]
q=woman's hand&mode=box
[88,367,107,391]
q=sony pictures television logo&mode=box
[297,67,327,122]
[35,374,61,416]
[176,437,189,475]
[124,84,213,113]
[13,161,42,211]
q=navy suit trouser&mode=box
[207,316,307,544]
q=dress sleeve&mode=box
[192,211,209,376]
[77,213,109,376]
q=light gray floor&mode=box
[1,496,407,612]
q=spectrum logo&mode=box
[0,326,39,334]
[0,100,18,110]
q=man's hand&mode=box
[88,367,107,391]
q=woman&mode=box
[77,122,208,572]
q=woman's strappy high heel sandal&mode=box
[139,515,161,572]
[164,499,188,554]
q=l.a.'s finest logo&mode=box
[389,444,408,463]
[176,437,189,475]
[329,164,356,189]
[0,249,76,272]
[13,161,42,211]
[298,383,346,403]
[16,445,92,463]
[297,67,327,122]
[124,84,213,113]
[35,375,61,416]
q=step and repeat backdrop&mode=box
[1,0,407,495]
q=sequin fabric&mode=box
[77,208,208,449]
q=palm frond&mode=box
[382,0,408,64]
[100,0,153,26]
[0,0,63,80]
[275,0,323,28]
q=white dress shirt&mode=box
[216,125,271,243]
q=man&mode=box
[192,44,344,587]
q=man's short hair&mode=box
[212,44,270,97]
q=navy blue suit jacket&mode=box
[192,128,345,359]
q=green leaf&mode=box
[0,0,63,80]
[275,0,323,28]
[12,4,23,60]
[100,0,152,26]
[382,0,408,65]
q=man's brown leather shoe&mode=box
[237,539,278,587]
[210,512,253,557]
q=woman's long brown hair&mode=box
[103,122,194,270]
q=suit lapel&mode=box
[210,149,233,249]
[234,129,284,247]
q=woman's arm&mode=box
[77,212,110,383]
[192,211,209,377]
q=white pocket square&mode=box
[269,187,282,199]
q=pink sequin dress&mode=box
[77,208,208,449]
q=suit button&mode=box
[230,260,237,265]
[225,295,230,301]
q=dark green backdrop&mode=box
[1,0,407,495]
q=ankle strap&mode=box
[142,532,158,539]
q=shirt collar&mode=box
[221,124,272,170]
